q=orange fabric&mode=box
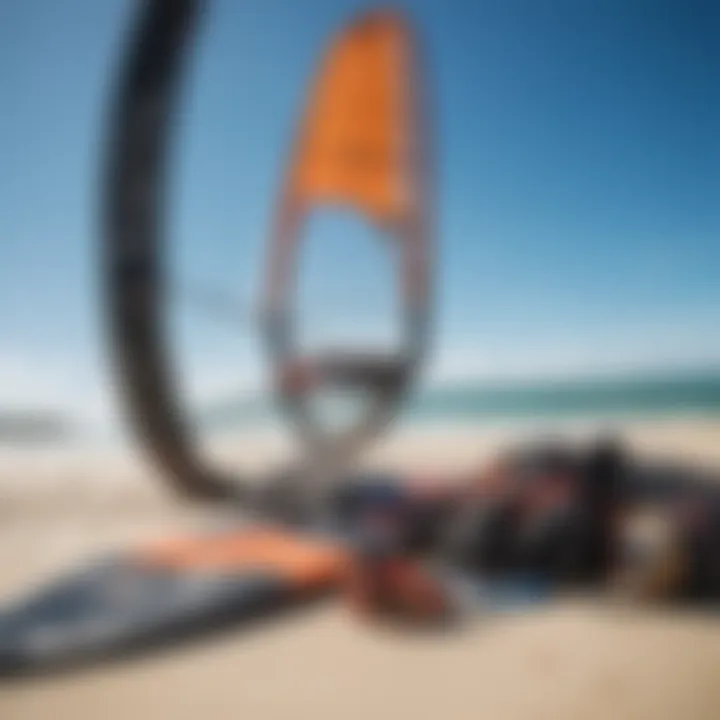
[290,10,415,223]
[138,528,347,588]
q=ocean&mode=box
[202,368,720,431]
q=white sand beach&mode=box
[1,418,720,720]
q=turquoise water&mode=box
[5,369,718,447]
[202,368,720,431]
[406,370,720,422]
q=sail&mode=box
[288,10,419,225]
[262,8,432,459]
[266,8,429,313]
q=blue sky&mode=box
[1,0,720,422]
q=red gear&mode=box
[343,554,450,622]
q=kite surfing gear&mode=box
[104,0,239,500]
[4,442,720,676]
[0,0,437,680]
[0,526,346,677]
[261,9,432,499]
[0,475,446,676]
[104,0,432,503]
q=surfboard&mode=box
[0,526,346,676]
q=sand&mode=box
[1,418,720,720]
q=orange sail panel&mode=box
[289,11,417,224]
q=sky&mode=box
[1,0,720,426]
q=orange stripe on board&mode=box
[138,527,347,588]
